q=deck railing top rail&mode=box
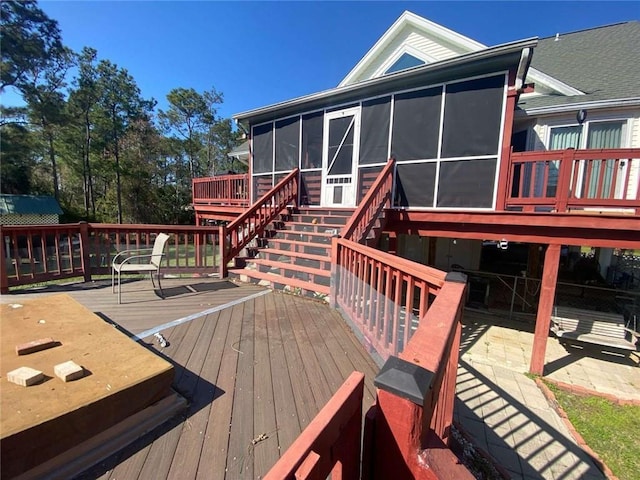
[221,169,298,276]
[341,158,394,243]
[507,147,640,214]
[192,173,250,206]
[1,222,223,293]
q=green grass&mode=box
[544,382,640,480]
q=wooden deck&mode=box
[2,278,379,479]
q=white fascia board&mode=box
[526,67,584,96]
[517,97,640,117]
[339,10,485,87]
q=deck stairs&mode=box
[229,207,354,298]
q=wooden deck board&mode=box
[252,294,281,478]
[275,294,319,430]
[3,282,379,480]
[137,317,208,480]
[196,304,239,480]
[264,291,301,459]
[226,300,256,479]
[167,312,221,480]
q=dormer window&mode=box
[384,53,425,75]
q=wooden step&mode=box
[258,238,331,256]
[258,248,331,271]
[269,230,337,244]
[292,207,354,217]
[229,268,330,295]
[280,221,344,234]
[287,214,352,226]
[251,259,330,282]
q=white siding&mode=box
[353,26,466,84]
[523,108,640,201]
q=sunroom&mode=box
[235,39,535,212]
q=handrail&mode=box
[192,173,249,206]
[0,223,222,292]
[370,273,471,479]
[220,168,298,277]
[264,372,364,480]
[331,236,445,360]
[506,148,640,214]
[341,158,394,242]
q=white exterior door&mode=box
[321,107,360,207]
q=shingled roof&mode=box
[519,21,640,111]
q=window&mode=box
[391,87,442,161]
[275,117,299,172]
[548,120,626,199]
[252,123,273,174]
[384,53,425,75]
[301,112,323,169]
[359,97,390,165]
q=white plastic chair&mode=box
[111,233,170,304]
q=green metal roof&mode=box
[519,21,640,111]
[0,195,63,216]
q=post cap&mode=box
[374,356,434,405]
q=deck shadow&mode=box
[158,280,238,299]
[544,343,638,375]
[455,359,604,479]
[73,350,226,480]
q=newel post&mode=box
[78,222,92,283]
[555,148,575,213]
[330,237,339,308]
[370,357,436,479]
[0,226,9,294]
[219,224,227,278]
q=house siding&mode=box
[521,107,640,200]
[354,27,464,83]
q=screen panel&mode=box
[436,158,497,208]
[360,97,391,165]
[327,116,355,176]
[302,112,324,169]
[395,162,437,207]
[441,75,504,158]
[252,123,273,174]
[275,117,300,172]
[391,87,442,161]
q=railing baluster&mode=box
[507,148,639,213]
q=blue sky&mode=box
[6,1,639,120]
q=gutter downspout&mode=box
[515,47,533,92]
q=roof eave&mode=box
[517,97,640,117]
[234,38,538,127]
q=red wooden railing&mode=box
[192,173,250,206]
[1,223,221,292]
[341,158,394,244]
[220,169,298,277]
[506,148,640,214]
[331,237,445,360]
[264,372,364,480]
[369,274,472,480]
